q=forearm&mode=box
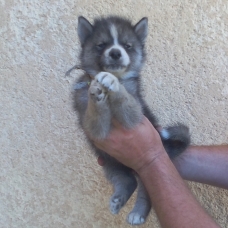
[138,150,220,228]
[174,145,228,189]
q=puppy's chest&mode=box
[120,79,139,99]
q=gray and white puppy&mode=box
[72,16,190,225]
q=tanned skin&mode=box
[94,116,221,228]
[173,145,228,189]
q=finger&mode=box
[97,156,106,166]
[155,126,162,132]
[140,116,150,126]
[94,142,107,151]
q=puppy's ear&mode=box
[134,17,148,44]
[77,16,93,45]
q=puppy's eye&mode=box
[124,43,132,49]
[96,43,106,49]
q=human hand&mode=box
[94,116,166,173]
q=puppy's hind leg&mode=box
[127,178,151,225]
[104,161,137,215]
[83,80,111,140]
[109,85,143,129]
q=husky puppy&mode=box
[72,16,190,225]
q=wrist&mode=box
[136,147,168,175]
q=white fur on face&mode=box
[104,24,130,67]
[110,24,118,45]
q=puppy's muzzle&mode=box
[109,48,121,60]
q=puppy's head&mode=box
[77,16,148,78]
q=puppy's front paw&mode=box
[95,72,119,92]
[89,80,107,102]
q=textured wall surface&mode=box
[1,0,228,227]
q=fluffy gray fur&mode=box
[71,16,190,225]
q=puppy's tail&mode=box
[159,123,190,159]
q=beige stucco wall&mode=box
[1,0,228,227]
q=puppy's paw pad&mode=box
[110,195,125,214]
[95,72,119,92]
[89,82,107,102]
[127,212,145,225]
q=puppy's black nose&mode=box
[109,49,121,60]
